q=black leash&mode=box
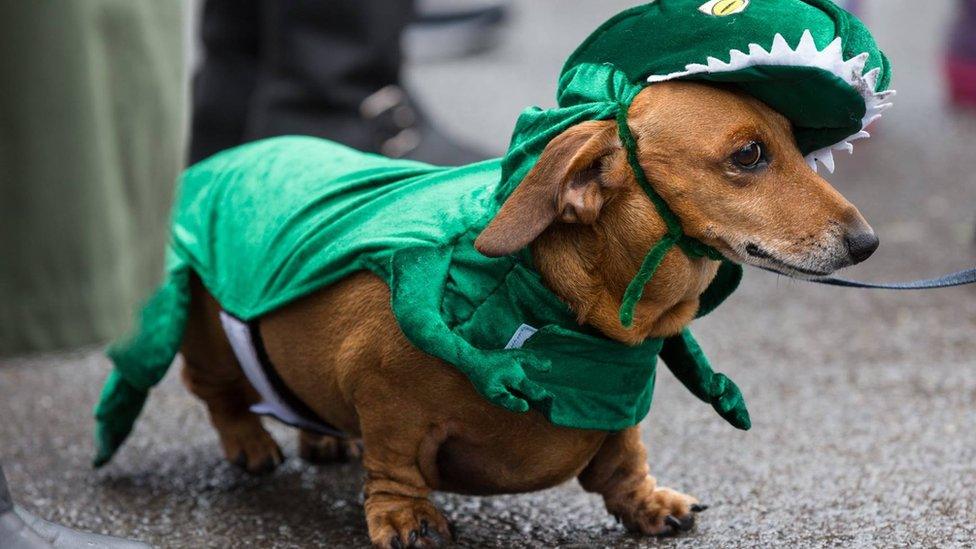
[766,267,976,290]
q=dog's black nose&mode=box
[845,230,879,264]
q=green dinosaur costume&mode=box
[94,0,893,466]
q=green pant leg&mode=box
[0,0,185,355]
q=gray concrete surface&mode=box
[2,1,975,547]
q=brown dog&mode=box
[179,81,877,547]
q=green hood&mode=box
[499,0,893,202]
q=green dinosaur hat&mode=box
[498,0,893,325]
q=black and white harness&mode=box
[219,312,345,437]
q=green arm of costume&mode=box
[659,328,751,430]
[389,247,554,413]
[93,266,192,467]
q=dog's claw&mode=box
[665,515,682,530]
[664,514,695,533]
[691,504,709,513]
[367,498,451,548]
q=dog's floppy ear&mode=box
[476,120,620,257]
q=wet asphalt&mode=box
[2,1,975,547]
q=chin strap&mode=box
[616,105,722,328]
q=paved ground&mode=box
[2,1,975,547]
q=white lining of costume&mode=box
[646,29,895,173]
[219,312,338,435]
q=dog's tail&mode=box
[93,260,192,468]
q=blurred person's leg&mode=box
[189,0,261,164]
[245,0,414,152]
[948,0,976,108]
[191,0,484,166]
[0,0,185,356]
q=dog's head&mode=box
[476,81,877,279]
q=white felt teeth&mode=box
[647,29,896,174]
[797,30,818,57]
[834,142,855,154]
[807,148,836,173]
[844,52,870,80]
[864,67,881,91]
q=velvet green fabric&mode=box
[94,137,746,466]
[660,329,751,430]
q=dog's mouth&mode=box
[744,243,833,277]
[709,231,842,278]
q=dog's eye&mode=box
[732,142,765,170]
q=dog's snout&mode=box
[844,229,879,265]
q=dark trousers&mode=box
[190,0,414,164]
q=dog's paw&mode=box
[367,496,454,548]
[218,423,284,475]
[613,487,705,536]
[299,432,362,464]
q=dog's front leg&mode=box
[360,417,454,548]
[578,426,705,536]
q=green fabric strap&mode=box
[616,106,684,241]
[619,235,678,328]
[615,104,723,328]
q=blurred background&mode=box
[1,1,974,547]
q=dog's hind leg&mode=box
[180,275,284,475]
[578,427,704,536]
[298,431,362,464]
